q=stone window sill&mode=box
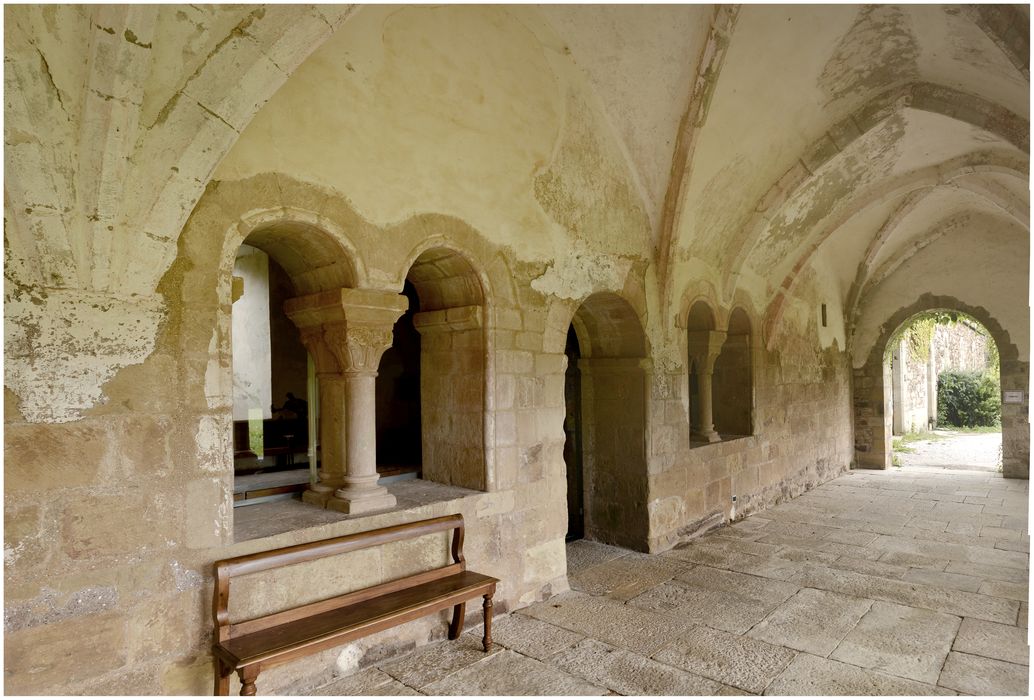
[689,433,754,450]
[233,478,479,543]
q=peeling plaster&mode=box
[530,240,637,301]
[819,5,919,108]
[4,287,165,423]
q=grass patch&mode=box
[941,425,1001,434]
[897,430,948,446]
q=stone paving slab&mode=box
[788,562,1020,623]
[877,550,950,571]
[829,601,960,684]
[377,634,501,689]
[311,668,421,696]
[824,529,879,546]
[825,555,908,579]
[945,559,1027,584]
[901,567,982,592]
[569,553,687,600]
[653,624,797,694]
[633,566,801,634]
[763,653,956,696]
[421,649,607,696]
[518,590,693,656]
[937,651,1030,696]
[565,539,628,574]
[979,579,1029,601]
[952,617,1030,666]
[747,587,873,657]
[483,613,584,661]
[551,638,725,695]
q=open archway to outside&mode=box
[886,311,1003,473]
[564,292,650,551]
[853,294,1027,479]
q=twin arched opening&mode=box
[227,221,489,522]
[683,299,755,447]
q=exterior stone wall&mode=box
[933,322,990,374]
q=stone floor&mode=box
[312,467,1029,695]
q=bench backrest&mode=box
[213,514,467,643]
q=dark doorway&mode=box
[564,326,584,541]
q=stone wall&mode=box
[933,322,990,375]
[4,172,857,694]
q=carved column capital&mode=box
[324,323,396,375]
[285,287,408,374]
[687,330,727,374]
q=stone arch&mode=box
[722,81,1029,302]
[220,211,368,511]
[713,307,755,438]
[565,291,651,550]
[225,216,362,298]
[852,294,1027,478]
[570,292,649,359]
[677,298,724,444]
[760,155,1028,348]
[401,245,491,491]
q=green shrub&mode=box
[937,369,1000,428]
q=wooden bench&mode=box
[212,514,498,695]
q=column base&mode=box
[303,489,333,507]
[693,430,721,444]
[327,490,397,515]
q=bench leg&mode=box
[238,666,259,696]
[449,601,466,640]
[214,659,232,696]
[482,593,493,652]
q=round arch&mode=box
[852,294,1027,479]
[563,291,651,551]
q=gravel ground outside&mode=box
[898,430,1002,472]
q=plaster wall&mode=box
[231,246,273,422]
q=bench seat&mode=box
[212,514,498,695]
[215,571,497,668]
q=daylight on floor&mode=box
[4,3,1029,697]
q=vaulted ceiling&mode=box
[6,4,1029,367]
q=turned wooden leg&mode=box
[238,666,259,696]
[482,593,494,652]
[449,601,466,640]
[214,659,232,696]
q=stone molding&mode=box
[412,305,483,335]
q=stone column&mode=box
[687,330,726,444]
[286,288,408,514]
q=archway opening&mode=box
[374,280,422,479]
[566,292,650,550]
[713,308,754,439]
[229,223,358,508]
[885,310,1002,473]
[563,326,584,542]
[400,247,488,491]
[684,300,718,446]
